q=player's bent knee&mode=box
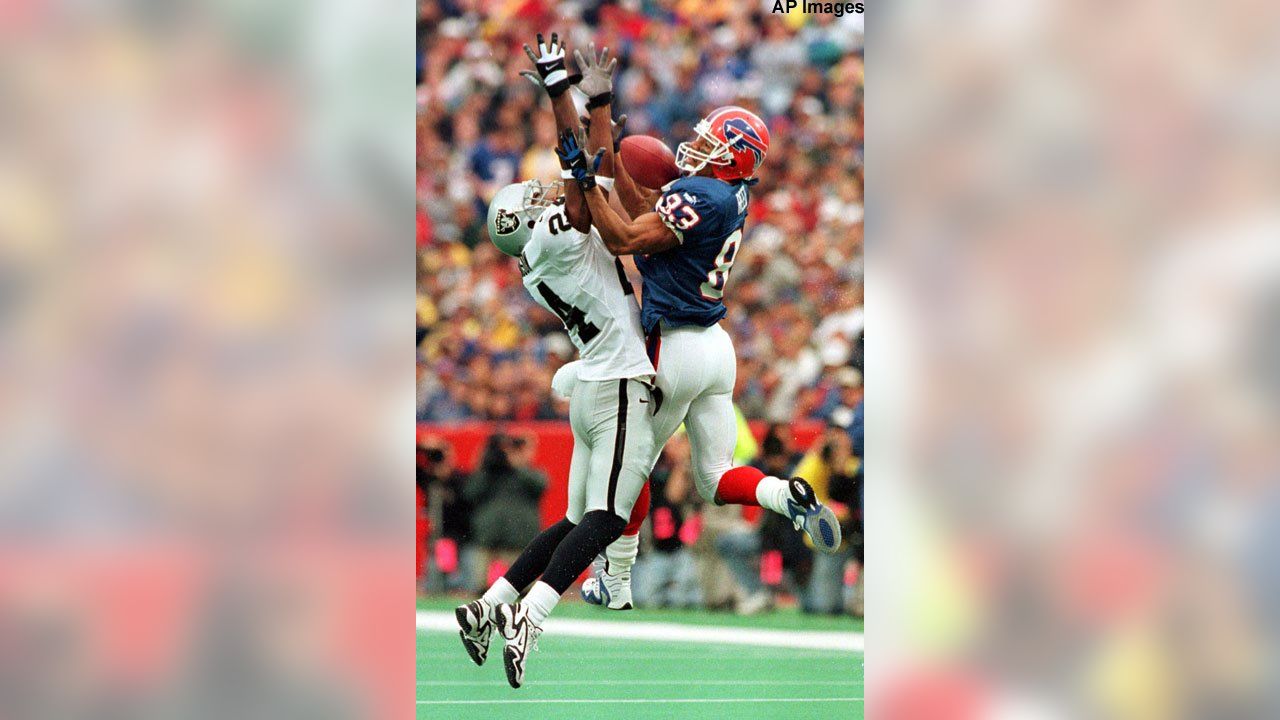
[694,472,722,504]
[579,510,628,546]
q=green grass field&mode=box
[416,597,864,720]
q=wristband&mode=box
[596,176,615,191]
[545,72,583,98]
[585,91,613,110]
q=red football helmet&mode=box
[674,106,770,181]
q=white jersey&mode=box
[519,203,655,382]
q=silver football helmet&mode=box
[486,180,563,256]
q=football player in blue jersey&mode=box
[561,47,844,611]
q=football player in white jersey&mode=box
[453,33,657,690]
[561,45,844,612]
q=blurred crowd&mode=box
[0,2,412,717]
[419,412,863,616]
[417,0,864,424]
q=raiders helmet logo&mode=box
[494,208,520,235]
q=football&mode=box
[619,135,679,189]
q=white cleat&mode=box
[494,602,542,689]
[454,599,496,666]
[580,559,634,610]
[785,477,843,554]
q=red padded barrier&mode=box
[418,420,824,528]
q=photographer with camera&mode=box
[794,406,863,616]
[418,436,473,593]
[755,425,814,599]
[632,433,703,609]
[463,430,547,590]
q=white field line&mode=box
[416,611,863,653]
[417,651,838,660]
[417,679,864,686]
[417,697,863,705]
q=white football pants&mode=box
[647,322,738,502]
[565,377,657,524]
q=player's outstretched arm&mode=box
[597,113,661,220]
[521,32,591,233]
[572,45,658,220]
[582,113,647,220]
[558,128,679,256]
[590,202,679,256]
[575,44,617,182]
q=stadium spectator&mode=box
[794,419,863,615]
[416,0,863,617]
[755,425,816,598]
[416,1,863,426]
[690,503,741,612]
[464,431,547,589]
[632,434,702,609]
[713,510,771,615]
[689,419,766,614]
[417,436,474,593]
[705,426,812,616]
[818,365,864,425]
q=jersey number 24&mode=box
[536,283,600,344]
[699,229,742,300]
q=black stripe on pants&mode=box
[606,379,628,516]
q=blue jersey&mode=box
[635,176,749,334]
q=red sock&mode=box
[623,480,651,536]
[715,466,765,506]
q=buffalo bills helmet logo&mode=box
[723,118,766,166]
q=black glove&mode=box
[579,113,628,153]
[556,129,604,191]
[520,32,580,98]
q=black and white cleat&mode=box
[454,599,495,666]
[495,602,543,689]
[785,477,843,554]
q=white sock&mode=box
[605,534,639,575]
[482,577,519,610]
[522,581,562,626]
[755,476,792,516]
